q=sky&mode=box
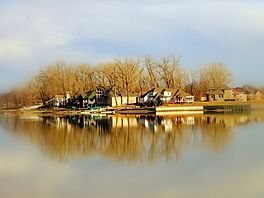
[0,0,264,92]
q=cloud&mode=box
[0,39,31,61]
[1,0,264,91]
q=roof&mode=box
[176,90,192,97]
[141,87,165,97]
[163,88,178,96]
[141,87,193,98]
[233,87,245,94]
[209,85,231,90]
[255,90,264,96]
[206,89,224,95]
[219,85,231,90]
[153,87,165,94]
[163,88,176,92]
[79,90,96,99]
[88,91,96,99]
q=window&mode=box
[164,91,171,97]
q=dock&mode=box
[116,104,252,115]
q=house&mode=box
[94,87,138,107]
[158,88,179,102]
[254,90,264,101]
[138,87,165,104]
[220,85,236,101]
[76,90,96,108]
[206,85,236,102]
[76,87,138,107]
[206,89,224,102]
[54,92,72,107]
[175,90,194,103]
[198,92,207,102]
[111,94,137,106]
[242,86,256,101]
[240,86,264,101]
[233,87,247,102]
[95,88,111,106]
[138,87,194,106]
[54,95,65,107]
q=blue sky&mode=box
[1,0,264,92]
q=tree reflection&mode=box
[0,113,263,163]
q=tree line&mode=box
[0,56,232,108]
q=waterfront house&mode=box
[54,95,65,107]
[220,85,236,101]
[206,85,236,102]
[53,92,72,107]
[138,87,194,106]
[111,94,137,106]
[76,90,96,108]
[254,90,264,101]
[198,92,207,102]
[77,87,138,107]
[233,87,247,102]
[206,89,224,102]
[159,88,179,102]
[93,87,139,107]
[240,87,263,101]
[95,87,111,106]
[241,86,256,101]
[174,90,194,103]
[138,87,165,104]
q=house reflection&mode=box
[0,113,263,163]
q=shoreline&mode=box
[1,101,264,116]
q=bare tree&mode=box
[115,58,142,104]
[144,56,159,88]
[33,70,54,103]
[73,64,96,94]
[4,58,235,107]
[186,68,199,96]
[156,56,187,89]
[96,63,122,105]
[199,62,232,91]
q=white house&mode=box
[138,87,194,105]
[138,87,165,104]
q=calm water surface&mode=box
[0,112,264,198]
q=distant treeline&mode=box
[0,55,239,108]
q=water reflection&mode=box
[0,113,264,163]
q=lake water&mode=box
[0,112,264,198]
